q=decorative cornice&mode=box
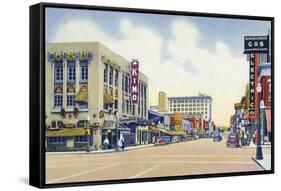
[48,51,93,63]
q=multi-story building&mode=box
[45,42,148,151]
[167,94,212,122]
[158,91,167,113]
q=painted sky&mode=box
[46,8,271,126]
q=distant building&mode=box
[158,91,167,113]
[167,94,212,122]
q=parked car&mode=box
[226,133,239,147]
[155,136,170,145]
[213,132,222,142]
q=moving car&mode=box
[213,132,222,142]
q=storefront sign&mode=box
[249,53,258,119]
[164,115,170,126]
[131,59,139,104]
[234,103,245,110]
[244,36,269,53]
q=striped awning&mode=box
[46,128,90,137]
[149,126,159,133]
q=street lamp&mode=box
[256,82,263,160]
[86,114,90,152]
[114,111,119,151]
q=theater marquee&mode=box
[131,59,139,104]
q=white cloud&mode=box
[52,18,248,126]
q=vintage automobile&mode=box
[213,132,222,142]
[155,136,170,145]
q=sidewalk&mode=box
[242,142,271,149]
[252,155,271,170]
[46,144,154,155]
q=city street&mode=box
[46,139,270,184]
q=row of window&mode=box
[181,112,210,119]
[121,98,147,117]
[169,103,208,107]
[168,99,210,104]
[171,108,208,114]
[54,62,88,84]
[47,136,88,143]
[54,94,87,109]
[170,107,209,111]
[122,74,147,99]
[54,94,75,107]
[104,64,118,87]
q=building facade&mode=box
[158,91,167,113]
[45,42,148,151]
[167,94,212,122]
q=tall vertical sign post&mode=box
[244,35,269,160]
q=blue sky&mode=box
[46,8,270,57]
[46,7,271,126]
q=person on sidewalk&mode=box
[103,137,109,150]
[121,138,125,151]
[117,139,122,151]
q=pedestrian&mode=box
[246,131,250,146]
[241,130,245,146]
[121,138,125,151]
[103,137,109,150]
[253,129,258,144]
[117,139,122,151]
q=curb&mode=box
[251,155,271,171]
[46,144,154,155]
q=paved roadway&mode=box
[46,139,270,184]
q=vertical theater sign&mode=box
[131,59,139,104]
[244,35,269,119]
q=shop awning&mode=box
[46,128,90,137]
[265,110,271,132]
[104,93,113,104]
[136,119,152,126]
[175,131,185,135]
[118,123,131,131]
[74,91,88,102]
[149,126,159,133]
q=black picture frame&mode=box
[30,2,274,188]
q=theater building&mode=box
[45,42,148,151]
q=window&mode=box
[74,136,88,142]
[54,94,63,107]
[80,63,88,82]
[67,94,74,106]
[115,69,118,87]
[54,63,63,83]
[104,64,108,83]
[67,62,76,82]
[79,102,88,109]
[109,66,113,85]
[47,137,67,143]
[114,99,118,109]
[125,77,129,93]
[144,85,147,99]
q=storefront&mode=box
[46,128,91,151]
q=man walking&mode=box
[103,137,109,150]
